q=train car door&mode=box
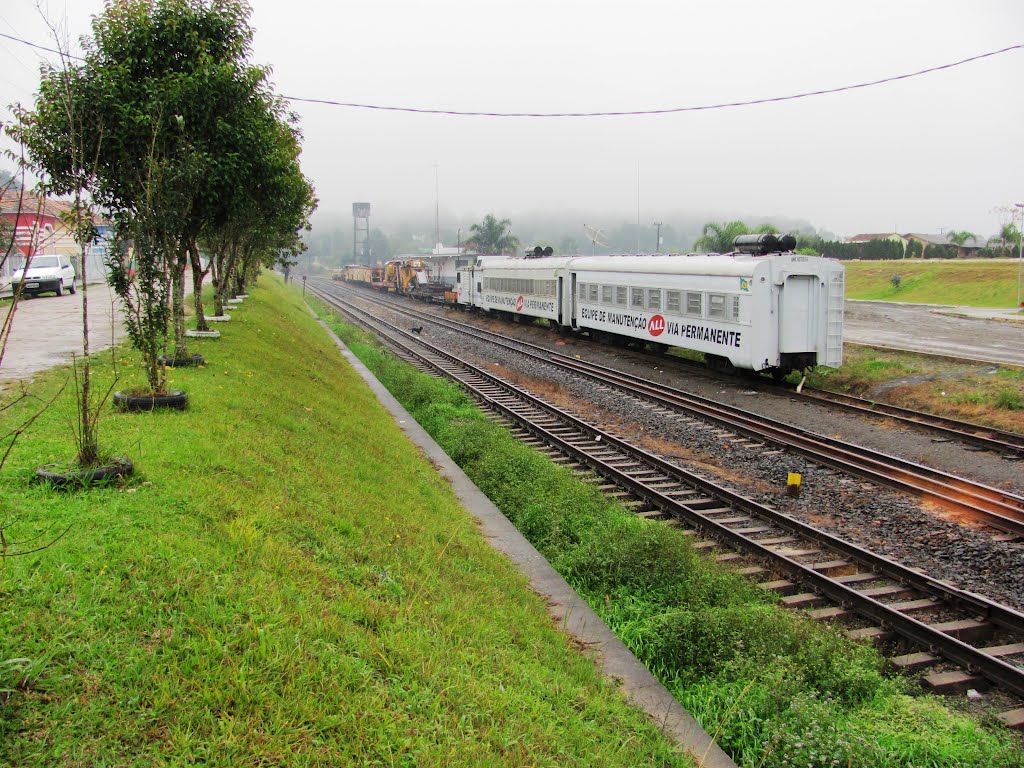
[557,276,564,326]
[778,275,815,352]
[569,272,578,329]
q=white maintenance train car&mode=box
[456,235,845,377]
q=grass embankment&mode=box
[0,276,694,766]
[806,347,1024,432]
[315,301,1024,768]
[843,259,1021,307]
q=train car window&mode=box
[730,295,741,320]
[630,288,645,308]
[579,282,587,300]
[647,288,662,311]
[666,290,681,313]
[685,292,702,316]
[601,285,613,303]
[588,284,599,302]
[615,286,627,306]
[456,273,461,284]
[708,293,726,319]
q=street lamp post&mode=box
[653,221,662,254]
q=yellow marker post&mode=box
[786,472,802,498]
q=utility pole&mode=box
[433,164,440,254]
[1016,203,1024,308]
[653,221,663,254]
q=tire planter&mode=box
[113,389,188,412]
[158,353,205,368]
[206,314,231,322]
[35,456,134,489]
[185,329,221,339]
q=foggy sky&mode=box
[4,0,1023,241]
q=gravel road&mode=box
[844,300,1024,366]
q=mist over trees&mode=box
[298,207,822,268]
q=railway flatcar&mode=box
[341,263,385,290]
[456,238,844,377]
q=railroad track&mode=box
[791,385,1024,458]
[311,282,1024,726]
[318,279,1024,461]
[314,280,1024,536]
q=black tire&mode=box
[55,282,63,297]
[113,389,189,411]
[35,456,134,489]
[68,281,76,295]
[158,353,205,368]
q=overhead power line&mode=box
[283,44,1022,117]
[3,31,1020,118]
[0,32,84,60]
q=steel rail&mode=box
[311,283,1024,699]
[793,386,1024,457]
[315,280,1024,534]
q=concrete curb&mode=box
[309,304,736,768]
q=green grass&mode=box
[0,275,694,766]
[803,348,1024,432]
[316,300,1024,768]
[844,259,1022,307]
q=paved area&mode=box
[0,282,127,387]
[844,300,1024,367]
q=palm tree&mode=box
[988,223,1020,258]
[464,214,519,255]
[946,230,978,258]
[693,221,778,253]
[946,230,978,247]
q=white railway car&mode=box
[457,243,844,377]
[569,253,844,375]
[458,256,575,326]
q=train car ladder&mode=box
[825,270,845,367]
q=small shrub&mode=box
[995,388,1024,411]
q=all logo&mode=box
[648,314,666,337]
[515,295,524,312]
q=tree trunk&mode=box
[189,241,209,332]
[77,240,99,466]
[171,242,188,359]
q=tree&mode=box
[202,107,315,316]
[464,214,519,255]
[7,28,121,470]
[18,0,291,388]
[692,220,778,252]
[988,222,1020,258]
[946,230,978,255]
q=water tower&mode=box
[352,202,370,263]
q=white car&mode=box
[11,255,77,297]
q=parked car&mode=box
[10,255,77,297]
